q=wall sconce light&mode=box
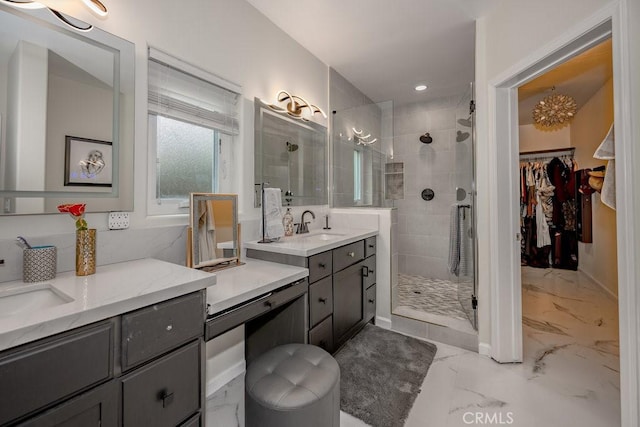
[353,128,377,146]
[0,0,108,32]
[265,90,327,121]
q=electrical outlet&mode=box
[108,212,130,230]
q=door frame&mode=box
[487,2,638,425]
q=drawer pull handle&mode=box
[348,251,355,257]
[370,269,375,274]
[166,324,173,331]
[159,390,174,408]
[265,301,273,308]
[368,244,375,248]
[368,299,375,304]
[319,297,327,304]
[319,263,326,268]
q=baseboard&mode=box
[375,316,392,330]
[577,266,618,301]
[206,360,245,398]
[478,342,491,357]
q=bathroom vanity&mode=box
[0,259,214,426]
[245,229,377,353]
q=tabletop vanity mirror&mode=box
[254,98,327,207]
[0,5,134,215]
[188,193,241,270]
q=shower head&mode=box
[419,133,433,144]
[286,141,299,152]
[457,117,472,128]
[456,130,470,142]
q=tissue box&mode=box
[23,246,57,283]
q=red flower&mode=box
[58,204,86,217]
[58,204,88,231]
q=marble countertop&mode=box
[244,228,378,257]
[206,259,308,315]
[0,258,215,351]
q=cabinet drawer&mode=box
[20,380,118,427]
[332,240,364,273]
[122,291,204,370]
[0,321,114,426]
[365,284,376,324]
[308,251,332,283]
[121,340,201,427]
[308,315,333,353]
[365,237,377,258]
[206,279,308,341]
[362,255,376,289]
[309,276,333,328]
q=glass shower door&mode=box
[453,83,477,330]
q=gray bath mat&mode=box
[334,324,437,427]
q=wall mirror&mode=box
[189,193,240,270]
[254,98,327,207]
[0,5,134,215]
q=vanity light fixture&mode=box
[352,128,377,146]
[532,86,577,128]
[415,84,428,91]
[0,0,109,32]
[265,90,327,121]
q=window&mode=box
[354,149,362,203]
[147,48,240,215]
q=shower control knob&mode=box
[421,189,435,201]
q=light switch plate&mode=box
[108,212,130,230]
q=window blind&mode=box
[148,49,240,135]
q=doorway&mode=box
[516,37,620,424]
[488,6,638,425]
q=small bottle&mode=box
[283,208,294,237]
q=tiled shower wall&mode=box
[393,95,469,280]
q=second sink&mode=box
[0,284,73,317]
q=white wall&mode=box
[475,0,618,347]
[519,124,571,152]
[570,78,617,296]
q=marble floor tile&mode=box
[210,268,619,427]
[361,267,619,426]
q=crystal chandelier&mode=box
[532,88,577,128]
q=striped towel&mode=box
[448,204,470,277]
[448,205,461,276]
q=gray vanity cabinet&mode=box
[333,261,365,348]
[248,236,377,354]
[0,290,206,427]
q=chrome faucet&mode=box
[297,210,316,234]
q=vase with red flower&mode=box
[58,203,96,276]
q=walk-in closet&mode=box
[516,37,620,422]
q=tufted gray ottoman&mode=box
[245,343,340,427]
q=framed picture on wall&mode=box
[64,136,113,187]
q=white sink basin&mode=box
[300,232,346,241]
[0,283,73,317]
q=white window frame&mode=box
[146,47,241,216]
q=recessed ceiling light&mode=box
[415,84,428,91]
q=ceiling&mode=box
[246,0,494,106]
[518,38,613,125]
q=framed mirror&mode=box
[254,98,327,207]
[0,5,134,215]
[189,193,240,269]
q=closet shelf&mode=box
[519,147,575,161]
